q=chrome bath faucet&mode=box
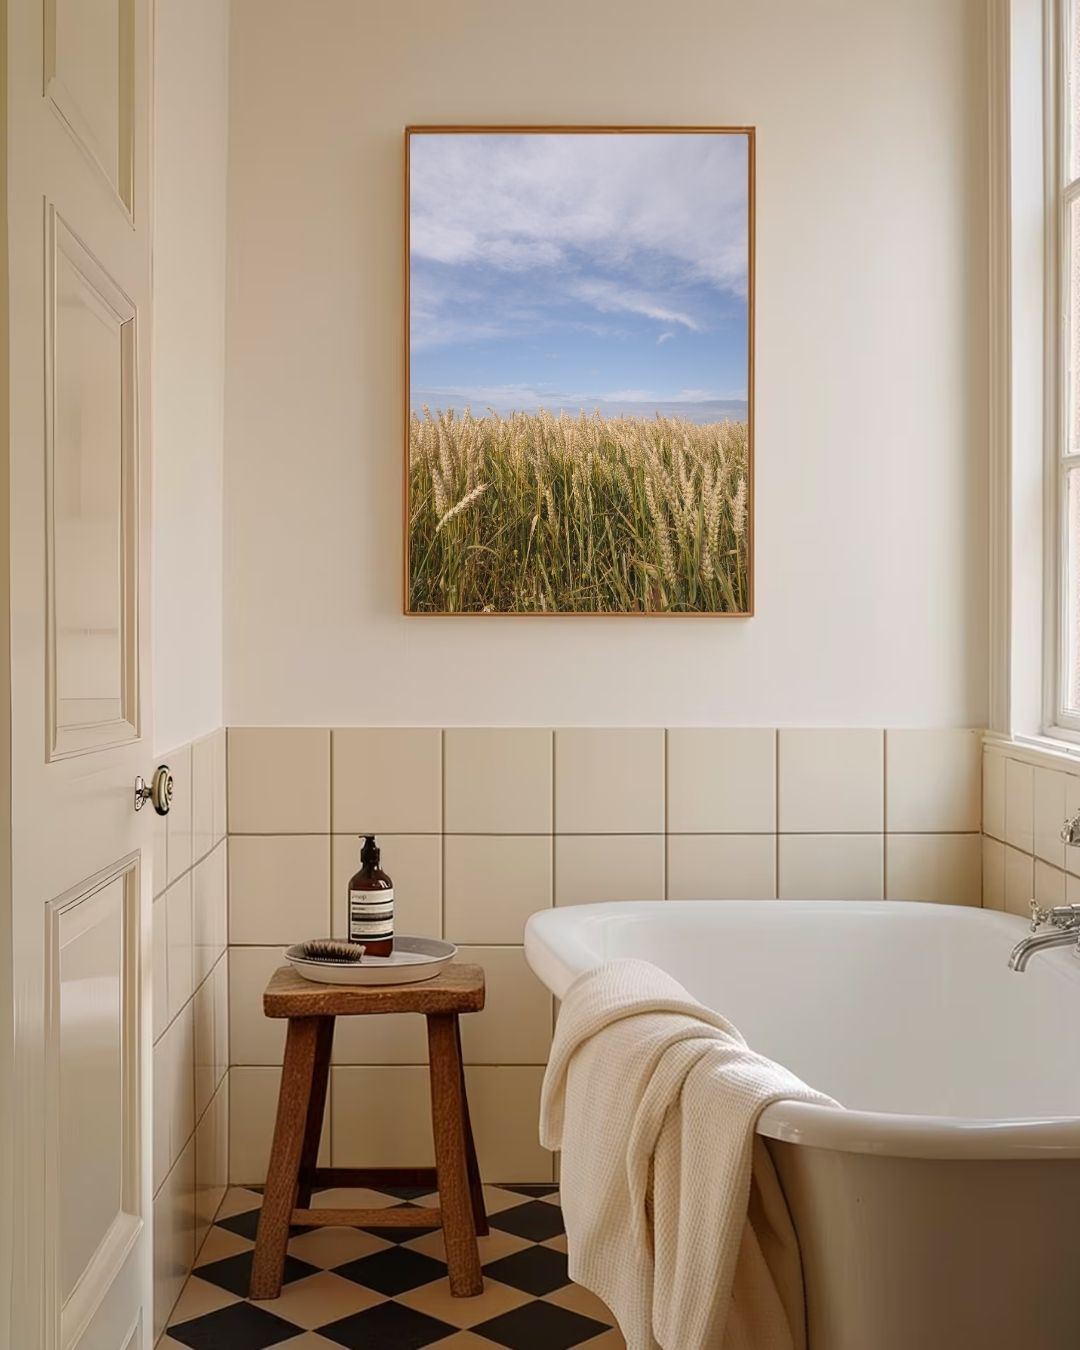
[1008,810,1080,970]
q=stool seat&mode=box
[262,962,485,1018]
[249,962,488,1302]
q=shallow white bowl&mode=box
[285,935,457,985]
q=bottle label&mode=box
[349,888,394,942]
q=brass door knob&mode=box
[134,764,173,816]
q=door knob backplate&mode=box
[134,764,173,816]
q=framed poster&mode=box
[405,126,754,615]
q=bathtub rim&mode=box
[525,899,1080,1160]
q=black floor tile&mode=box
[372,1184,437,1201]
[473,1300,610,1350]
[168,1301,301,1350]
[497,1183,560,1198]
[216,1208,306,1243]
[489,1199,566,1242]
[193,1250,320,1298]
[334,1245,449,1296]
[484,1244,570,1297]
[317,1301,457,1349]
[359,1222,437,1244]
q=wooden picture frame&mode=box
[404,126,755,616]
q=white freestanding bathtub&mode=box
[524,900,1080,1350]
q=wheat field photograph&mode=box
[406,128,753,615]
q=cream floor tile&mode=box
[434,1335,501,1349]
[169,1275,239,1322]
[404,1226,532,1265]
[398,1275,531,1327]
[546,1281,620,1325]
[400,1185,531,1216]
[309,1186,403,1210]
[275,1336,344,1349]
[286,1226,392,1268]
[483,1184,544,1215]
[214,1186,264,1219]
[543,1233,569,1253]
[578,1330,628,1347]
[192,1224,254,1263]
[257,1270,385,1328]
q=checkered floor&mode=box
[163,1184,624,1349]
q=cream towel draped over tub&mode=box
[539,958,838,1350]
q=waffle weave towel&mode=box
[539,958,837,1350]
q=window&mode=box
[1052,0,1080,729]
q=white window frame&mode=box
[1045,0,1080,740]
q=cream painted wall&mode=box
[153,0,230,751]
[224,0,988,728]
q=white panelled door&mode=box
[7,1,154,1347]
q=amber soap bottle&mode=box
[348,835,394,956]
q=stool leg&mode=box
[455,1019,488,1236]
[250,1016,320,1299]
[427,1013,483,1296]
[296,1016,335,1208]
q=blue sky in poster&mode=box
[409,132,749,423]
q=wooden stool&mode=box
[249,963,488,1300]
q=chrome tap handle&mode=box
[1030,899,1051,931]
[1029,899,1080,932]
[1060,810,1080,845]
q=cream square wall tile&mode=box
[1033,768,1068,868]
[213,955,229,1087]
[166,873,193,1022]
[444,836,552,945]
[885,729,981,833]
[332,1064,552,1181]
[167,743,193,885]
[777,834,883,900]
[1065,775,1080,877]
[166,1003,195,1171]
[193,972,217,1121]
[152,1036,171,1195]
[445,729,552,834]
[332,1008,430,1066]
[331,1066,434,1169]
[228,727,330,833]
[457,946,552,1064]
[554,729,664,834]
[1004,758,1034,853]
[152,894,168,1043]
[230,835,330,946]
[982,750,1006,841]
[192,733,216,865]
[667,835,776,900]
[230,1066,329,1184]
[1004,844,1034,919]
[333,728,441,834]
[331,834,441,940]
[193,843,227,986]
[884,834,981,906]
[229,946,288,1065]
[778,730,883,833]
[555,835,665,906]
[212,728,227,844]
[1035,860,1066,908]
[1068,872,1080,904]
[982,837,1005,911]
[194,1082,228,1257]
[464,1067,552,1182]
[153,1141,196,1340]
[153,805,168,900]
[667,729,776,834]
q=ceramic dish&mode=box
[285,935,457,986]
